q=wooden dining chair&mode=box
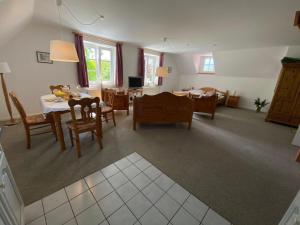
[102,105,116,127]
[9,92,57,149]
[67,97,103,158]
[112,94,129,115]
[101,89,116,126]
[49,85,71,93]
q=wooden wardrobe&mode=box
[266,61,300,127]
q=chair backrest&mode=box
[49,85,71,93]
[9,92,27,124]
[68,97,101,129]
[112,94,129,110]
[200,87,216,93]
[102,89,115,106]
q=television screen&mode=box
[128,76,143,88]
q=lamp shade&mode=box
[50,40,79,62]
[0,62,11,74]
[156,66,168,77]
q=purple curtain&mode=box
[137,48,145,86]
[115,43,123,87]
[74,33,89,87]
[158,53,164,86]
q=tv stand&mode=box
[128,88,143,103]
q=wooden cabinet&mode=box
[226,96,240,108]
[0,134,24,225]
[266,62,300,127]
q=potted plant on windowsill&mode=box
[254,98,269,113]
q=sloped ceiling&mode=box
[33,0,300,53]
[175,46,288,77]
[0,0,34,48]
[1,0,300,53]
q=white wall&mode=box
[160,54,179,92]
[0,20,179,120]
[178,75,277,110]
[121,45,179,93]
[286,45,300,58]
[175,46,291,110]
[0,21,78,120]
[122,43,139,88]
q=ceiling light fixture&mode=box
[50,0,79,62]
[60,0,105,25]
[156,37,169,77]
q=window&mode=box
[144,53,159,86]
[84,41,115,85]
[202,56,215,73]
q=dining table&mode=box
[40,93,92,151]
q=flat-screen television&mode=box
[128,76,143,88]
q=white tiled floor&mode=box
[25,152,233,225]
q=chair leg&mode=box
[104,113,108,123]
[68,128,74,147]
[188,121,192,130]
[127,109,129,116]
[112,111,116,127]
[96,131,103,149]
[25,126,31,149]
[75,134,81,158]
[91,131,94,140]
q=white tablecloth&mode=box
[40,93,91,114]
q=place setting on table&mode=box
[40,85,101,152]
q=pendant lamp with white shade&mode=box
[50,40,79,62]
[50,0,79,63]
[156,66,168,77]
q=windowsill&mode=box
[197,72,216,75]
[143,85,159,89]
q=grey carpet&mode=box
[0,107,299,225]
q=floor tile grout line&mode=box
[62,187,79,225]
[115,159,167,222]
[137,156,232,224]
[181,196,209,224]
[133,156,222,224]
[78,155,195,224]
[117,162,175,223]
[166,192,191,225]
[25,153,142,225]
[28,155,149,224]
[129,161,199,224]
[91,168,131,225]
[41,198,47,225]
[199,207,210,225]
[105,169,142,224]
[67,160,135,224]
[151,182,179,222]
[27,153,231,225]
[83,176,110,225]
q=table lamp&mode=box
[156,66,168,93]
[0,62,16,125]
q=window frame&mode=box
[144,53,160,87]
[84,41,116,86]
[199,55,215,74]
